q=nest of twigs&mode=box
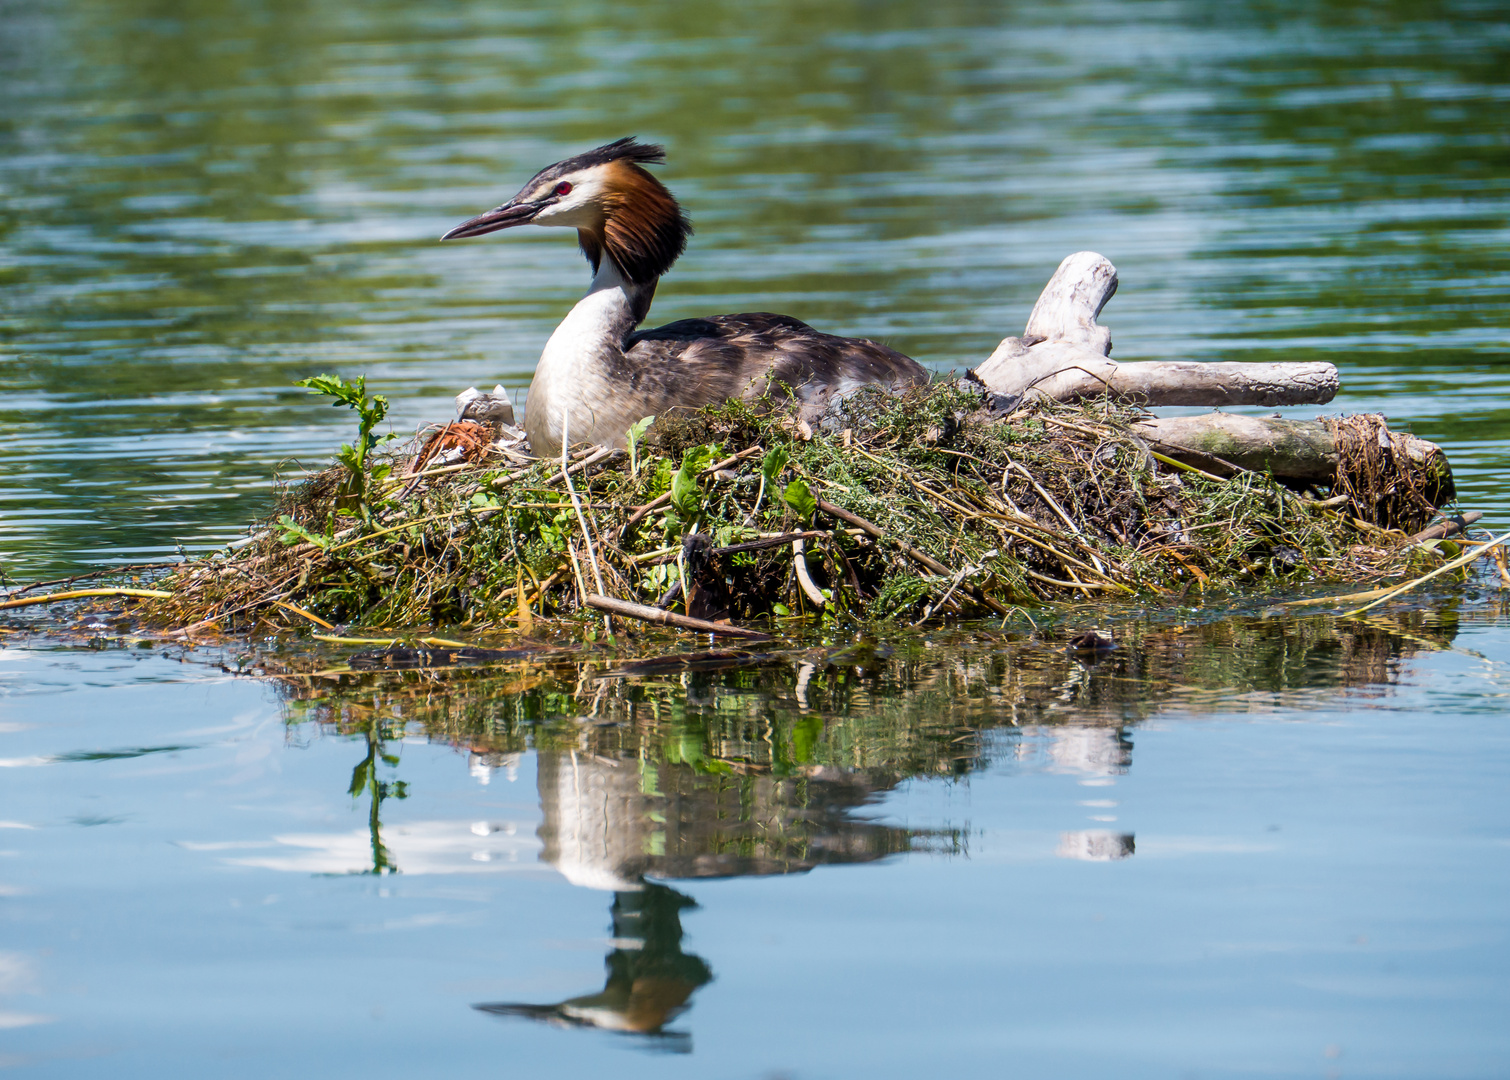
[116,382,1450,638]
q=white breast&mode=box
[525,262,644,457]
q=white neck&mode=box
[525,260,655,457]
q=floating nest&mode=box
[104,382,1460,638]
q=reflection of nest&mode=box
[1324,413,1449,532]
[270,609,1456,767]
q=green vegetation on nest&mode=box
[139,382,1436,636]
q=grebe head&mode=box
[441,137,692,285]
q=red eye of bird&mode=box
[553,181,572,196]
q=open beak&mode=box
[440,200,541,241]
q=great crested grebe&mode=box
[441,138,928,457]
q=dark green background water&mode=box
[2,0,1507,575]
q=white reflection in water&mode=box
[187,819,541,876]
[1016,725,1131,777]
[1057,831,1136,862]
[469,750,521,785]
[0,952,53,1030]
[539,750,650,892]
[1011,728,1138,859]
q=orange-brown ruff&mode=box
[442,138,928,457]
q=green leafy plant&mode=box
[745,444,790,522]
[781,476,817,523]
[649,457,676,498]
[682,443,721,477]
[296,373,398,516]
[626,415,656,477]
[670,463,702,520]
[761,445,789,486]
[535,505,577,553]
[668,443,722,523]
[276,514,332,551]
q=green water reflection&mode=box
[2,0,1507,576]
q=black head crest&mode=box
[525,137,667,191]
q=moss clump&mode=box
[133,384,1432,636]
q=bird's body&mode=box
[443,138,927,457]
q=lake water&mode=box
[3,0,1509,1075]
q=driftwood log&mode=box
[1131,414,1443,486]
[964,251,1455,523]
[1133,412,1455,528]
[971,252,1339,408]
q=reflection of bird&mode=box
[474,884,711,1051]
[442,138,928,457]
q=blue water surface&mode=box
[3,615,1509,1076]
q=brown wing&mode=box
[620,313,927,413]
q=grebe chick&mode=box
[441,138,928,457]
